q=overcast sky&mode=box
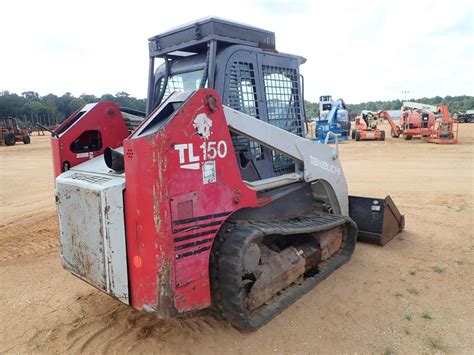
[1,0,472,103]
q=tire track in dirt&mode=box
[36,291,233,354]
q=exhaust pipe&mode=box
[104,147,125,173]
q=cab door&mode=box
[220,49,274,180]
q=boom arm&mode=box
[325,101,341,125]
[403,101,438,112]
[437,105,450,121]
[378,111,400,137]
[223,106,348,215]
[404,102,451,121]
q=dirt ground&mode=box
[1,124,473,354]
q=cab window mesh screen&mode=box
[166,76,185,94]
[226,61,262,159]
[262,65,302,174]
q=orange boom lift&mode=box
[352,110,400,141]
[423,105,459,144]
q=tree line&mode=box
[1,90,472,128]
[0,90,146,128]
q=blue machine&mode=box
[314,95,350,143]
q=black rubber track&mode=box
[210,212,357,331]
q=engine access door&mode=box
[56,167,129,305]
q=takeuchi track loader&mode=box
[48,18,404,330]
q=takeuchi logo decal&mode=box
[309,155,341,176]
[174,112,228,171]
[193,113,213,140]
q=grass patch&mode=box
[409,270,416,276]
[384,346,394,355]
[426,337,447,352]
[404,314,412,321]
[407,287,419,295]
[433,266,446,273]
[404,327,411,335]
[455,260,464,265]
[421,311,433,320]
[33,340,42,349]
[393,291,403,299]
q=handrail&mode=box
[324,131,339,159]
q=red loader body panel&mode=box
[51,102,129,178]
[123,89,266,315]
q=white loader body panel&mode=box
[56,156,129,304]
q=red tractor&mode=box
[0,117,31,146]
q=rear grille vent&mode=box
[69,173,112,184]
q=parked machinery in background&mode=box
[423,105,459,144]
[0,117,31,146]
[351,110,401,141]
[314,95,350,143]
[457,110,474,123]
[352,111,383,141]
[396,102,458,144]
[399,102,437,140]
[400,103,459,144]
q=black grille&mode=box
[262,65,302,174]
[226,61,262,159]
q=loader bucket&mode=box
[348,195,405,246]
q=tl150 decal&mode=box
[174,141,228,170]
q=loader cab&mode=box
[146,17,306,180]
[319,95,333,112]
